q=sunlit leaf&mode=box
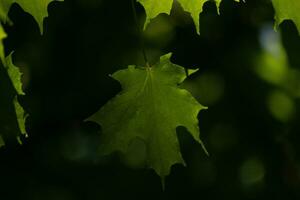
[0,26,26,146]
[0,0,63,33]
[272,0,300,34]
[88,53,207,180]
[138,0,240,34]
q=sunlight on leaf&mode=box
[272,0,300,34]
[87,53,207,180]
[0,0,64,33]
[0,27,27,145]
[138,0,241,34]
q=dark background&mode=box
[1,0,300,199]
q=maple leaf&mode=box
[0,26,26,146]
[138,0,240,34]
[0,0,63,33]
[88,53,207,180]
[272,0,300,34]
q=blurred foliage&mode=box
[0,0,300,199]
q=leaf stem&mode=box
[130,0,150,67]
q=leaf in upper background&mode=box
[138,0,240,34]
[87,53,207,180]
[0,0,63,33]
[137,0,173,29]
[177,0,208,34]
[177,0,240,34]
[272,0,300,34]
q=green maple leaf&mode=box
[0,26,26,147]
[0,0,63,33]
[88,53,207,179]
[137,0,173,29]
[4,54,27,140]
[4,54,25,96]
[177,0,209,35]
[272,0,300,34]
[138,0,240,34]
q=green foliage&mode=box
[0,0,63,33]
[0,0,59,146]
[4,54,25,96]
[4,54,27,137]
[0,0,299,187]
[272,0,300,34]
[138,0,240,34]
[87,54,207,180]
[177,0,208,34]
[137,0,173,29]
[0,24,6,62]
[0,26,26,146]
[0,25,6,147]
